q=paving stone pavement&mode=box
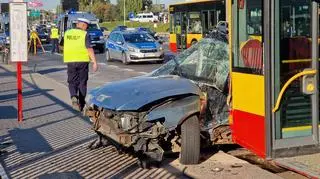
[0,64,187,179]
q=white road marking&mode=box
[122,68,134,72]
[106,65,119,69]
[138,72,149,75]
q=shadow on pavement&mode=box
[0,106,17,120]
[37,67,67,75]
[38,171,84,179]
[8,128,53,153]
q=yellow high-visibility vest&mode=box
[50,27,59,39]
[63,29,90,63]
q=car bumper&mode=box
[91,40,105,45]
[128,51,164,62]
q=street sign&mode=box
[9,2,28,62]
[29,9,40,17]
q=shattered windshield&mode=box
[151,38,229,91]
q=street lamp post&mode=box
[123,0,126,26]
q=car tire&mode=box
[99,47,105,54]
[180,115,200,165]
[105,49,111,62]
[121,52,129,65]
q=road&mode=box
[28,44,169,90]
[23,44,309,179]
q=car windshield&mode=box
[87,23,99,30]
[150,38,229,91]
[123,33,155,43]
[72,23,100,30]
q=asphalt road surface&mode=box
[28,44,173,90]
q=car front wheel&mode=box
[121,52,129,65]
[105,49,111,62]
[180,115,200,165]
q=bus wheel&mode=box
[191,40,198,46]
[180,115,200,165]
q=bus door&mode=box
[175,12,188,50]
[272,0,319,156]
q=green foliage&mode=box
[100,21,169,33]
[142,0,153,11]
[118,0,143,19]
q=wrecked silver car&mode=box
[84,38,230,167]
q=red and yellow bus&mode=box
[229,0,320,177]
[169,0,226,52]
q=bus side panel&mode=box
[169,34,177,52]
[186,34,203,48]
[231,110,266,158]
[231,72,266,158]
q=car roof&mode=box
[112,29,148,35]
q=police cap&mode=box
[77,18,90,24]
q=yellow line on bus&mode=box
[283,125,320,132]
[282,59,320,63]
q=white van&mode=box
[131,13,158,23]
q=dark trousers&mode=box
[67,62,89,108]
[51,39,59,53]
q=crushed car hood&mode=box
[88,76,200,111]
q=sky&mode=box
[39,0,185,10]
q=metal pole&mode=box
[17,62,23,122]
[90,0,93,13]
[123,0,125,25]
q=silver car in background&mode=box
[105,29,164,64]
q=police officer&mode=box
[50,25,60,53]
[64,18,98,111]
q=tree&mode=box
[142,0,152,11]
[79,0,111,11]
[118,0,143,20]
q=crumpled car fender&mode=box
[146,95,200,130]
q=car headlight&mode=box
[159,46,163,51]
[128,46,139,53]
[99,36,104,40]
[6,37,9,41]
[120,114,137,131]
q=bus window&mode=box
[209,10,217,31]
[202,11,209,34]
[233,0,263,75]
[247,8,262,35]
[202,10,217,35]
[174,13,181,34]
[188,12,202,34]
[170,14,174,33]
